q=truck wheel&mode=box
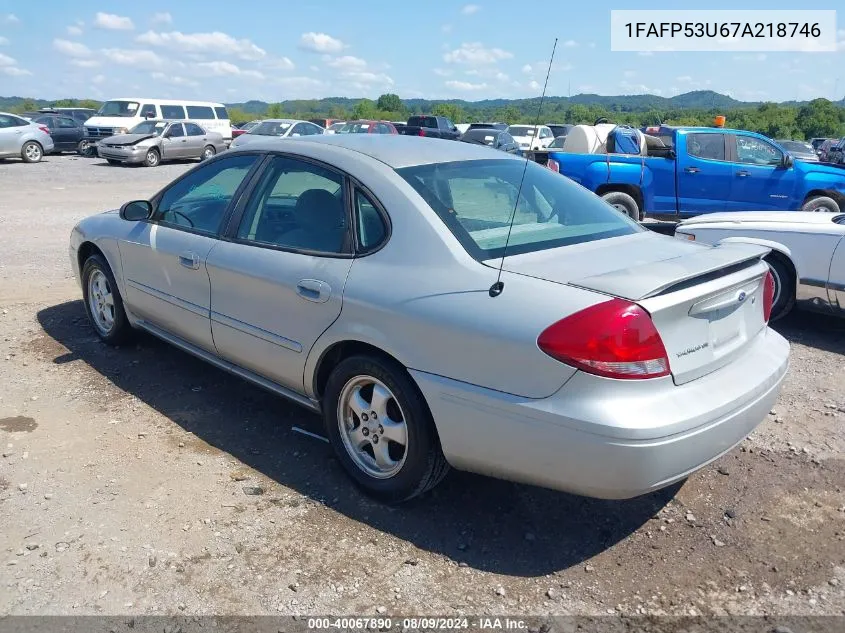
[601,191,640,220]
[801,196,840,213]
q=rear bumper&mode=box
[412,328,789,499]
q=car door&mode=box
[676,132,730,215]
[118,153,262,352]
[0,114,22,155]
[205,154,356,392]
[829,219,845,313]
[55,116,82,150]
[183,122,207,158]
[162,123,188,159]
[728,134,795,211]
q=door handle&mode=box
[684,167,700,173]
[181,139,187,143]
[296,279,331,303]
[178,251,200,270]
[737,170,750,177]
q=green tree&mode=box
[376,93,404,113]
[432,102,464,122]
[266,103,284,118]
[79,99,101,110]
[796,98,844,139]
[351,98,377,120]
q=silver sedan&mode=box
[96,119,227,167]
[69,135,790,503]
[0,111,55,162]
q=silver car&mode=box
[97,119,226,167]
[69,135,790,503]
[0,111,55,163]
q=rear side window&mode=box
[214,106,228,120]
[355,190,387,251]
[161,104,186,119]
[686,133,725,161]
[186,106,215,119]
[0,114,28,128]
[397,159,642,260]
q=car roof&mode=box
[229,134,523,169]
[259,118,304,124]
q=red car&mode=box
[232,120,261,139]
[335,120,398,135]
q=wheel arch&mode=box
[803,189,845,207]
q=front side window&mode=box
[735,136,783,166]
[236,156,348,254]
[96,100,139,117]
[156,154,258,235]
[140,104,157,118]
[58,117,78,128]
[397,159,642,260]
[186,105,215,119]
[167,123,185,138]
[686,133,726,161]
[160,105,186,119]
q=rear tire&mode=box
[21,141,43,163]
[601,191,640,220]
[201,145,216,161]
[323,354,449,504]
[802,196,840,213]
[144,148,160,168]
[81,254,133,345]
[765,254,795,321]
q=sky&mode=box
[0,1,843,104]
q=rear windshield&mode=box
[461,129,498,145]
[407,116,437,128]
[251,121,292,136]
[508,126,536,136]
[397,159,642,260]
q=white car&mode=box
[229,119,324,148]
[325,122,346,135]
[675,211,845,320]
[505,124,554,151]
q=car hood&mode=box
[492,230,767,301]
[100,133,158,146]
[678,210,840,226]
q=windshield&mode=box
[462,130,498,145]
[337,122,372,134]
[129,121,167,136]
[397,159,642,260]
[507,126,535,137]
[96,100,141,117]
[779,141,813,153]
[250,121,292,136]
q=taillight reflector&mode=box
[762,270,775,322]
[547,158,560,173]
[537,299,671,380]
[418,129,426,137]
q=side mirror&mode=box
[120,200,153,221]
[782,153,794,168]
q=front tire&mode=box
[802,196,840,213]
[21,141,43,163]
[765,254,795,321]
[323,355,449,504]
[601,191,640,220]
[77,139,91,155]
[81,254,132,344]
[144,148,160,168]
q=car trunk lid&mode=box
[495,233,771,385]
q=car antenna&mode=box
[489,38,557,298]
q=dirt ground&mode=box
[0,154,843,618]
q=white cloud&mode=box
[620,81,662,95]
[94,12,134,31]
[0,52,16,65]
[298,32,344,54]
[66,25,83,36]
[342,70,394,86]
[529,80,540,90]
[623,69,637,79]
[196,60,264,80]
[461,4,480,15]
[53,38,92,58]
[446,80,488,91]
[92,74,105,84]
[152,12,172,25]
[325,55,367,71]
[676,75,693,83]
[0,36,7,45]
[1,66,31,76]
[137,30,266,61]
[2,14,20,25]
[433,68,453,77]
[101,48,164,67]
[70,59,101,68]
[264,56,295,71]
[151,71,199,87]
[441,24,453,33]
[563,40,578,47]
[588,42,596,48]
[443,42,512,65]
[522,64,532,74]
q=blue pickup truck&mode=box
[545,125,845,220]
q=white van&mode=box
[84,98,232,143]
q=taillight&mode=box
[547,158,559,173]
[418,129,425,137]
[39,125,50,135]
[537,298,670,380]
[762,270,775,322]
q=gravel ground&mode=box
[0,154,843,618]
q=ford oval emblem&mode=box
[737,291,747,302]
